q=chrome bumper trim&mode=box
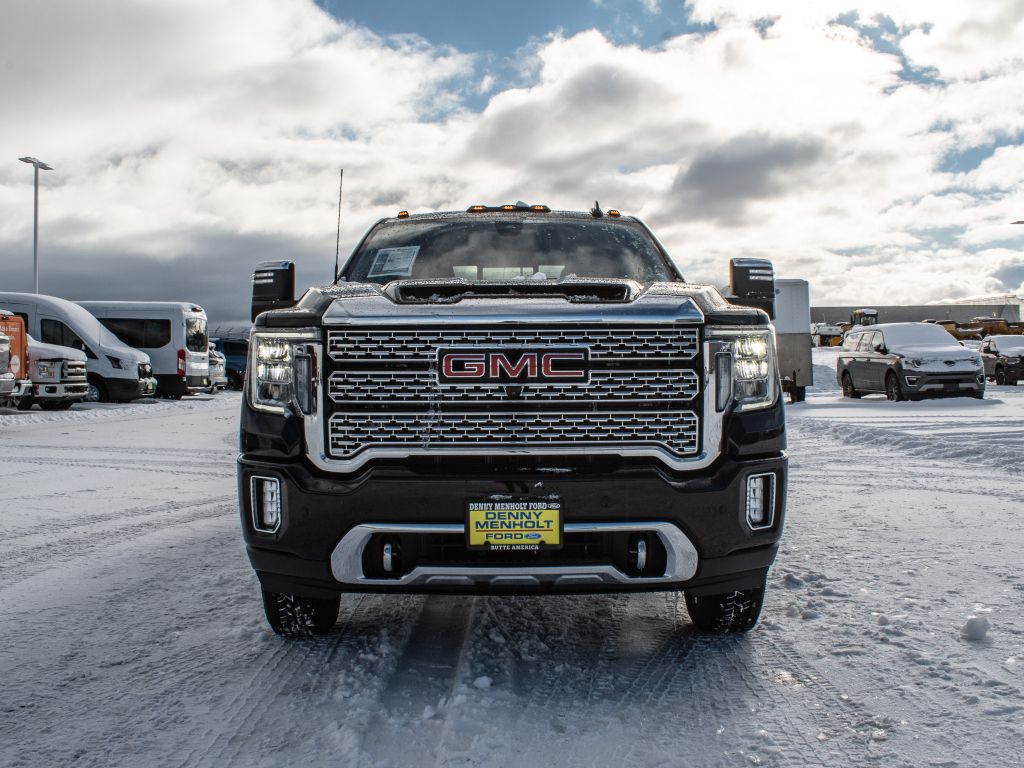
[329,521,699,587]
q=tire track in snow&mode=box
[0,496,235,586]
[360,595,480,768]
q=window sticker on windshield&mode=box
[367,246,420,278]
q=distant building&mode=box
[810,302,1021,325]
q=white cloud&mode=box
[1,0,1022,319]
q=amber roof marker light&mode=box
[465,203,550,213]
[397,210,410,218]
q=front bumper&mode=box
[238,453,787,598]
[902,370,984,395]
[33,381,88,400]
[155,374,210,396]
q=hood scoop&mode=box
[387,278,640,305]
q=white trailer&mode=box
[774,279,813,402]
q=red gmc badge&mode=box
[438,348,589,383]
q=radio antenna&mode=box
[333,168,344,283]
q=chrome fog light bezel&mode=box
[745,472,776,531]
[250,475,282,534]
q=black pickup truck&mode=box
[238,205,787,637]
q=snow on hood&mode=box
[893,343,979,362]
[26,335,87,363]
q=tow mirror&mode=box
[728,258,775,319]
[251,260,296,321]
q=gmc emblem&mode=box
[438,347,589,384]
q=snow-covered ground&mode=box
[1,355,1022,767]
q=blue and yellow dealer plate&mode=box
[467,499,562,549]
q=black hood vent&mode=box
[387,279,639,304]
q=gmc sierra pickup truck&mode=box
[239,205,787,637]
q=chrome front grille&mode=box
[328,368,699,404]
[63,360,87,381]
[327,411,699,459]
[327,326,699,362]
[322,324,702,468]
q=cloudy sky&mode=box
[1,0,1023,323]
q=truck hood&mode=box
[257,280,771,328]
[27,335,87,363]
[108,344,151,367]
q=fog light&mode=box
[905,376,919,386]
[251,476,281,533]
[628,534,648,573]
[381,538,401,575]
[746,473,775,530]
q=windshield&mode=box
[343,216,675,284]
[882,323,958,347]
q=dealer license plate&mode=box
[466,499,562,549]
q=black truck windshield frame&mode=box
[342,215,678,285]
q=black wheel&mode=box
[39,400,74,411]
[792,387,806,403]
[15,394,34,411]
[841,373,860,399]
[995,368,1006,385]
[227,371,243,391]
[885,372,905,402]
[685,584,766,634]
[261,590,340,637]
[85,376,108,403]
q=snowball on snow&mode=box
[961,615,990,642]
[473,676,492,690]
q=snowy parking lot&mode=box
[2,360,1023,767]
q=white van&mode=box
[78,301,210,398]
[0,293,156,403]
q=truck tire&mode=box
[792,386,806,403]
[841,373,860,399]
[227,371,243,391]
[685,585,765,634]
[995,367,1006,385]
[885,372,905,402]
[15,394,34,411]
[261,589,340,637]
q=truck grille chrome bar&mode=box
[327,326,699,362]
[328,368,699,404]
[327,410,699,459]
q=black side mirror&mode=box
[728,258,775,319]
[251,260,296,321]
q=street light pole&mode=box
[19,156,53,293]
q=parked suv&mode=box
[838,322,984,401]
[980,335,1024,386]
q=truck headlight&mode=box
[37,361,59,380]
[249,331,318,414]
[708,327,778,412]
